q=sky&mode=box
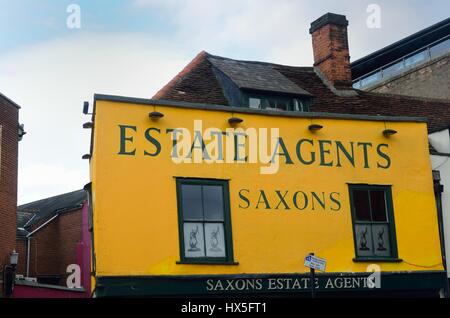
[0,0,449,204]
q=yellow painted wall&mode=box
[91,99,443,277]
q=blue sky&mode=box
[0,0,449,203]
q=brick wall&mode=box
[0,97,19,296]
[15,208,83,286]
[310,13,352,88]
[368,54,450,100]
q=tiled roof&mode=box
[17,211,35,229]
[17,190,87,231]
[208,55,312,96]
[153,51,450,132]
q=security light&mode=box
[149,111,164,120]
[83,101,90,114]
[308,124,323,131]
[382,129,397,136]
[82,154,91,160]
[228,117,244,125]
[83,122,93,129]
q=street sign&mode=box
[304,254,326,272]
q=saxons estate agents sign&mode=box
[91,97,445,296]
[117,119,392,175]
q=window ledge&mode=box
[176,261,239,265]
[353,258,402,263]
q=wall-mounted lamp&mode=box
[382,129,397,137]
[10,250,18,268]
[308,124,323,131]
[83,122,93,129]
[82,154,91,160]
[149,111,164,120]
[228,117,244,125]
[18,124,26,141]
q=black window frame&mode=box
[242,91,311,112]
[176,178,235,265]
[348,184,400,262]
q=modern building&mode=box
[351,17,449,99]
[0,92,22,297]
[351,16,450,287]
[14,190,91,297]
[85,13,450,297]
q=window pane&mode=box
[430,38,450,59]
[203,185,224,221]
[183,223,205,258]
[205,223,226,257]
[370,190,387,222]
[404,50,427,68]
[360,71,381,88]
[353,190,371,221]
[372,224,391,257]
[276,99,289,111]
[249,98,261,109]
[382,61,404,79]
[354,224,373,257]
[181,184,203,220]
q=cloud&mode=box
[131,0,449,63]
[2,0,449,203]
[0,31,190,204]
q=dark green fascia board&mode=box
[94,271,448,297]
[353,258,403,262]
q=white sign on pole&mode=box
[304,254,326,272]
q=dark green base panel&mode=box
[95,271,448,298]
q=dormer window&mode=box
[247,94,311,112]
[208,56,314,113]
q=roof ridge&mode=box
[18,189,85,208]
[207,53,314,70]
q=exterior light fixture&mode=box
[149,111,164,120]
[308,124,323,131]
[228,117,244,125]
[10,250,18,268]
[382,129,397,137]
[83,122,93,129]
[82,154,91,160]
[18,124,26,141]
[82,101,90,115]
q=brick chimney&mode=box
[310,13,352,88]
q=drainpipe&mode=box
[433,170,449,297]
[26,237,30,277]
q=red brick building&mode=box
[15,190,88,287]
[0,92,21,297]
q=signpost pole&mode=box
[310,252,315,298]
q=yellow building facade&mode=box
[89,94,447,297]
